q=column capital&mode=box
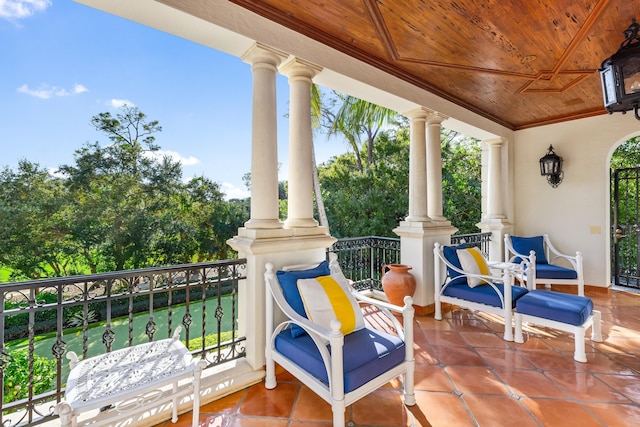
[403,107,433,120]
[484,137,507,147]
[241,42,289,67]
[279,57,323,80]
[426,112,448,125]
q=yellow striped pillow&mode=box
[456,247,489,288]
[297,275,365,335]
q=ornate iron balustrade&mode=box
[328,236,401,291]
[451,232,492,258]
[0,259,246,427]
[329,233,492,291]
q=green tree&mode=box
[0,161,79,280]
[441,129,482,234]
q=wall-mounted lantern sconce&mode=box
[539,145,563,188]
[600,19,640,120]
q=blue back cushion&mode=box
[442,243,472,285]
[511,236,548,264]
[276,260,331,337]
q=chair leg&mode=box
[403,360,416,406]
[591,310,603,342]
[503,309,514,342]
[514,313,524,344]
[573,325,587,363]
[332,399,346,427]
[265,350,277,389]
[434,297,442,320]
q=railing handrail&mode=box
[0,258,246,291]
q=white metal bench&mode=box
[55,327,206,427]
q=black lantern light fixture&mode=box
[600,19,640,120]
[539,145,563,188]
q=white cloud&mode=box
[47,167,66,179]
[17,83,89,99]
[221,182,250,200]
[0,0,50,20]
[144,150,200,166]
[109,99,135,109]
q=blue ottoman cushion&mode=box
[443,283,528,308]
[516,290,593,326]
[274,326,405,393]
[533,264,578,280]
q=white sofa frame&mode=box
[264,253,415,427]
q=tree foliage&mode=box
[0,107,248,280]
[317,124,482,237]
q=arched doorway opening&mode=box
[610,135,640,290]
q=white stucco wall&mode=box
[512,113,640,288]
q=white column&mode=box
[426,113,448,221]
[404,108,430,222]
[241,44,287,229]
[280,57,322,228]
[486,137,506,219]
[477,137,511,262]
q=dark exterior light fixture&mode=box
[539,145,563,188]
[600,19,640,120]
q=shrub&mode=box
[3,350,55,404]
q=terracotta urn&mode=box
[381,264,416,307]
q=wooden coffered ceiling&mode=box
[230,0,639,130]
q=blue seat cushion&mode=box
[442,283,528,308]
[516,290,593,326]
[276,261,331,337]
[533,263,578,280]
[442,243,472,285]
[274,327,405,393]
[511,235,548,264]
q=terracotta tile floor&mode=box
[155,288,640,426]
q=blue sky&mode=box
[0,0,345,199]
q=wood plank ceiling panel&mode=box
[231,0,640,129]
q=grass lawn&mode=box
[6,295,237,380]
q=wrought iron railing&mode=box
[451,232,492,258]
[329,232,492,290]
[0,259,246,427]
[328,236,401,292]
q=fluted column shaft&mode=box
[404,108,430,222]
[241,44,287,229]
[280,58,322,228]
[486,137,506,219]
[426,113,448,221]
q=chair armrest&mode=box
[543,234,581,270]
[351,291,413,340]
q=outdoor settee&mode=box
[264,253,415,427]
[504,234,585,296]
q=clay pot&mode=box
[381,264,416,307]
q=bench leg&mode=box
[573,325,587,363]
[55,402,74,427]
[514,313,524,344]
[192,360,206,427]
